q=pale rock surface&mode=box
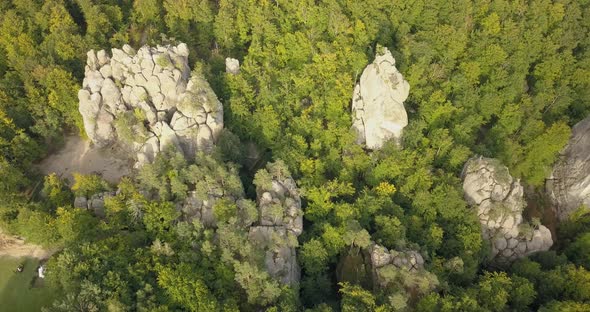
[79,43,223,168]
[225,57,240,74]
[351,46,410,149]
[463,157,553,263]
[547,116,590,221]
[367,244,437,290]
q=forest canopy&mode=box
[0,0,590,311]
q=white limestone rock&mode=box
[79,43,224,166]
[462,157,554,264]
[351,46,410,149]
[225,57,240,74]
[96,50,109,66]
[547,116,590,221]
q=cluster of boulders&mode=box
[177,161,303,286]
[463,157,553,263]
[351,46,410,150]
[74,191,116,218]
[248,165,303,285]
[78,43,223,168]
[368,244,437,290]
[181,191,219,228]
[547,116,590,221]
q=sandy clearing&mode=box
[38,135,133,184]
[0,231,55,260]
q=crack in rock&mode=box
[463,157,553,264]
[78,43,223,168]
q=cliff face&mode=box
[463,157,553,264]
[78,43,223,168]
[547,116,590,221]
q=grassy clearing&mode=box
[0,256,58,311]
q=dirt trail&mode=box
[0,231,55,260]
[38,135,132,184]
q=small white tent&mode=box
[38,266,45,278]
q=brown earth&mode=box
[0,231,55,260]
[37,135,133,184]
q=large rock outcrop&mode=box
[351,46,410,149]
[547,116,590,221]
[463,157,553,264]
[79,43,223,168]
[177,159,303,286]
[249,162,303,285]
[336,243,438,300]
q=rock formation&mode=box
[74,191,116,218]
[462,157,553,263]
[351,46,410,149]
[79,43,223,168]
[337,243,438,297]
[368,244,437,291]
[547,116,590,221]
[177,159,303,286]
[249,162,303,285]
[225,57,240,74]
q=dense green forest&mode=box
[1,0,590,311]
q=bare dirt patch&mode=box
[0,232,54,260]
[38,135,133,184]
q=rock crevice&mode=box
[79,43,223,168]
[547,116,590,221]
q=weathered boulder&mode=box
[547,116,590,221]
[74,196,88,209]
[79,43,223,168]
[463,157,553,263]
[74,192,115,218]
[225,57,240,74]
[367,244,434,289]
[333,243,438,299]
[248,226,300,285]
[351,46,410,149]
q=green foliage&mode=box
[71,173,110,198]
[1,0,590,310]
[143,201,180,238]
[339,282,376,312]
[157,263,219,311]
[42,173,73,210]
[566,232,590,268]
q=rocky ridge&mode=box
[463,157,553,263]
[351,46,410,149]
[547,116,590,221]
[78,43,223,168]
